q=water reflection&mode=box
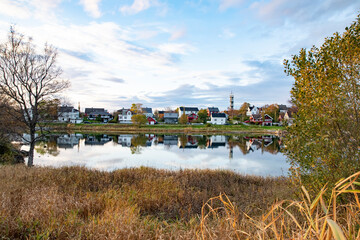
[23,133,288,176]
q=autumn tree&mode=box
[0,27,69,166]
[131,114,147,126]
[284,16,360,193]
[263,104,279,122]
[131,103,143,114]
[179,113,188,124]
[198,109,208,123]
[239,102,250,121]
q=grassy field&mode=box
[0,165,291,239]
[1,165,359,239]
[49,122,285,135]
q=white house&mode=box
[178,107,199,116]
[118,134,133,147]
[246,105,259,116]
[209,113,227,125]
[118,108,133,124]
[141,107,153,118]
[58,106,82,123]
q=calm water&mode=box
[22,133,289,176]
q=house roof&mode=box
[208,107,219,112]
[212,113,227,118]
[85,108,105,114]
[118,108,132,115]
[142,107,152,113]
[179,107,199,112]
[90,111,111,116]
[278,104,288,111]
[158,111,165,114]
[164,112,178,118]
[59,106,77,113]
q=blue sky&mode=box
[0,0,359,111]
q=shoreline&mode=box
[48,123,286,135]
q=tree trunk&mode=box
[27,130,35,167]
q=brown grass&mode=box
[200,172,360,239]
[0,165,291,239]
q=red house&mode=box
[147,117,157,125]
[187,113,198,122]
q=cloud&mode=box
[219,0,245,11]
[169,28,186,41]
[157,43,195,55]
[79,0,102,18]
[250,0,360,26]
[120,0,152,15]
[104,77,125,84]
[219,28,235,39]
[0,0,31,19]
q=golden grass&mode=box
[2,164,359,239]
[0,165,290,239]
[199,172,360,239]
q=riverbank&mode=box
[0,165,292,239]
[49,122,285,135]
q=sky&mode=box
[0,0,359,112]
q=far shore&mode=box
[48,122,286,135]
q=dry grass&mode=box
[0,165,290,239]
[200,172,360,239]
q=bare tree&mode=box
[0,27,69,166]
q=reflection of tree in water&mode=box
[197,135,208,149]
[179,135,188,148]
[130,134,148,154]
[35,137,59,156]
[228,135,282,155]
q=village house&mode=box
[58,106,82,123]
[118,108,133,124]
[178,107,199,116]
[284,111,294,126]
[246,105,260,116]
[278,104,288,113]
[249,114,273,126]
[84,108,113,123]
[141,107,153,118]
[207,107,219,117]
[164,112,179,124]
[147,116,157,125]
[209,112,227,125]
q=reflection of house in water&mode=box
[163,135,178,146]
[57,134,83,149]
[145,134,155,147]
[118,135,133,147]
[85,135,112,145]
[262,135,274,147]
[178,135,198,149]
[244,135,278,154]
[207,135,226,148]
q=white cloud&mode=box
[79,0,102,18]
[157,43,195,55]
[169,28,186,41]
[120,0,152,15]
[219,0,244,11]
[0,0,31,19]
[219,28,235,39]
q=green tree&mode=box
[131,114,147,126]
[284,16,360,193]
[198,109,208,123]
[179,113,188,124]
